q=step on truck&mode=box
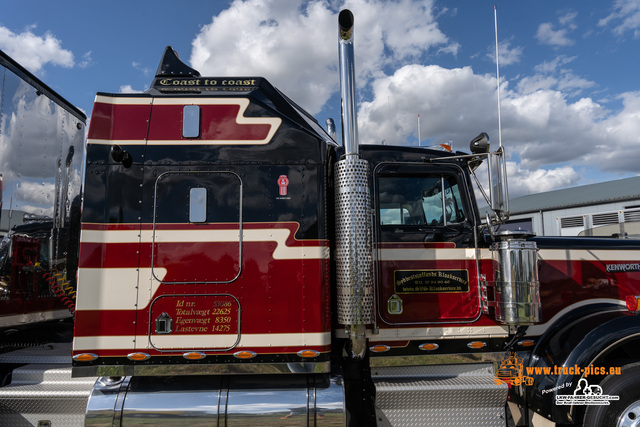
[2,9,640,427]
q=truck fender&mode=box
[525,304,640,424]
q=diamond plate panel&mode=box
[0,364,95,427]
[0,342,72,364]
[373,364,508,427]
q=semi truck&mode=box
[2,9,640,427]
[0,48,85,335]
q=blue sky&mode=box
[2,0,640,198]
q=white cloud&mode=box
[0,25,74,73]
[599,0,640,38]
[516,75,558,95]
[536,22,574,47]
[119,85,144,94]
[505,163,581,198]
[492,39,523,66]
[558,11,578,29]
[526,55,594,97]
[78,51,94,69]
[190,0,336,114]
[133,61,153,77]
[556,73,595,96]
[187,1,640,199]
[536,10,579,47]
[582,91,640,171]
[358,64,495,146]
[189,0,457,115]
[355,62,640,197]
[534,55,576,74]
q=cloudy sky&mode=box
[3,0,640,198]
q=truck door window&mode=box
[378,175,466,226]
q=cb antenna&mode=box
[494,4,502,149]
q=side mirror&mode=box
[489,148,509,217]
[470,132,490,154]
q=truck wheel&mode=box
[583,362,640,427]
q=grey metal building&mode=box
[500,176,640,237]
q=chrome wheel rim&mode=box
[618,400,640,427]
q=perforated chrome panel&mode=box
[334,158,374,325]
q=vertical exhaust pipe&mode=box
[339,9,359,158]
[335,9,374,360]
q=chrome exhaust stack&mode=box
[335,9,374,360]
[339,9,359,158]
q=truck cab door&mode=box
[144,169,243,352]
[373,163,480,325]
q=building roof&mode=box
[507,176,640,215]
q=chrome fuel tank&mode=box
[491,230,540,325]
[85,374,345,426]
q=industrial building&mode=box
[500,176,640,237]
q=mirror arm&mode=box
[470,167,491,208]
[425,152,489,163]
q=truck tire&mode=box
[583,362,640,427]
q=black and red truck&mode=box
[1,9,640,427]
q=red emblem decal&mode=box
[277,175,290,196]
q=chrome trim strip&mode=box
[337,326,510,341]
[73,361,331,377]
[369,352,506,367]
[74,331,331,351]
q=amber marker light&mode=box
[73,353,98,362]
[518,340,535,348]
[369,345,390,353]
[233,351,257,360]
[626,295,640,313]
[297,350,320,358]
[467,341,487,349]
[127,353,150,361]
[183,352,206,360]
[419,343,439,351]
